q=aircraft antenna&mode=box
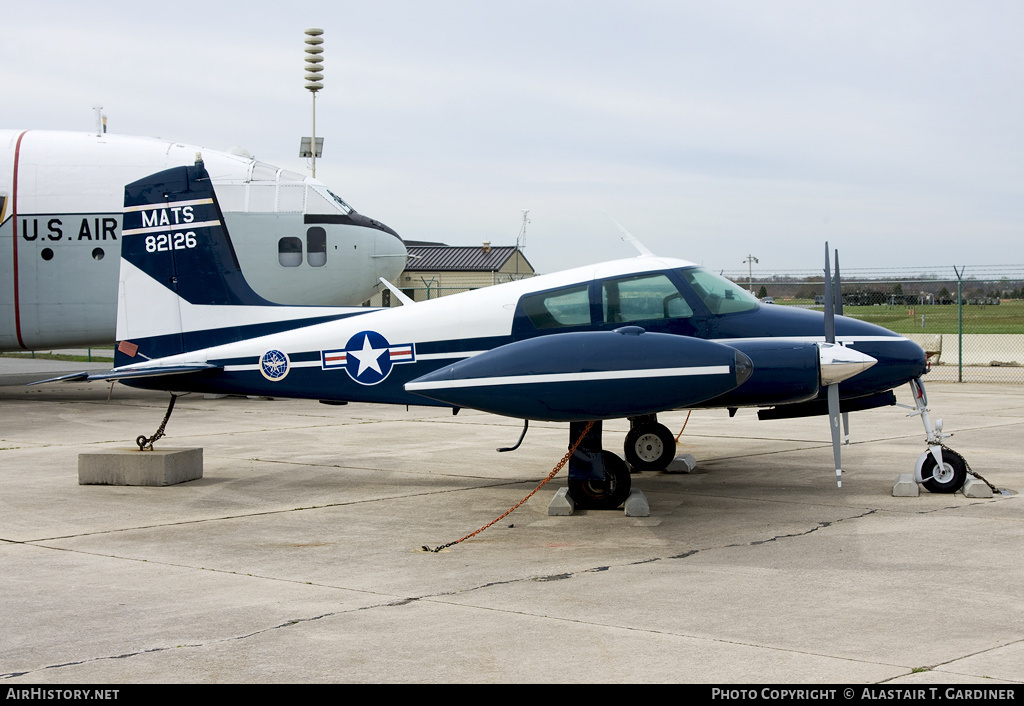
[301,28,325,178]
[514,210,530,277]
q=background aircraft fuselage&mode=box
[0,130,407,350]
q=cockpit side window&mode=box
[521,284,591,329]
[601,273,693,324]
[678,267,759,315]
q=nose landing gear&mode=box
[908,378,970,494]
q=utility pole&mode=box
[743,254,759,293]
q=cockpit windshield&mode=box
[677,267,760,315]
[325,189,353,214]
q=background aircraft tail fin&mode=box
[114,159,352,366]
[120,158,273,309]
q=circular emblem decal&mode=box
[260,349,290,381]
[344,331,394,386]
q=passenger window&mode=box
[521,285,591,329]
[602,273,692,324]
[278,237,302,267]
[307,227,327,267]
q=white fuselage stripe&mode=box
[415,351,484,361]
[405,365,731,392]
[123,198,214,212]
[122,219,221,236]
[711,335,907,344]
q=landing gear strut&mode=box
[567,421,631,510]
[908,378,969,494]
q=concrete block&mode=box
[78,448,203,486]
[547,487,575,515]
[666,454,697,473]
[624,489,650,517]
[893,474,920,497]
[961,477,994,498]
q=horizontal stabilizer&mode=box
[29,363,219,386]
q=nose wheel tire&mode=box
[624,423,676,473]
[568,451,631,510]
[920,450,968,494]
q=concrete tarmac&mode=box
[0,375,1021,684]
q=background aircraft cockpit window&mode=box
[521,285,591,329]
[307,227,327,267]
[601,273,693,324]
[678,267,759,315]
[325,189,353,214]
[278,237,302,267]
[305,186,353,215]
[251,162,280,181]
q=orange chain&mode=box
[674,410,692,442]
[423,420,596,552]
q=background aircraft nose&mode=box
[346,211,404,242]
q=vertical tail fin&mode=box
[115,159,361,367]
[120,158,272,308]
[116,160,284,366]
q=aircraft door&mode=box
[597,272,706,337]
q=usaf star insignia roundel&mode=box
[259,349,291,381]
[321,331,416,385]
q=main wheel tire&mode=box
[920,450,968,493]
[624,423,676,473]
[568,451,632,510]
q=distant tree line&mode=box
[738,277,1024,305]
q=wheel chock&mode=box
[666,454,697,473]
[892,474,919,497]
[961,478,993,498]
[548,487,575,516]
[624,489,650,517]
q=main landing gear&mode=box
[566,415,679,510]
[623,414,677,473]
[567,421,632,510]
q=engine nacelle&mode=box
[405,327,752,422]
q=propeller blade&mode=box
[833,249,843,317]
[828,383,842,487]
[824,242,843,485]
[824,242,835,344]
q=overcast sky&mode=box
[5,1,1023,276]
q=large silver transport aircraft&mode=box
[0,129,407,351]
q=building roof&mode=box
[404,244,532,273]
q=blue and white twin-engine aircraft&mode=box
[43,160,970,508]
